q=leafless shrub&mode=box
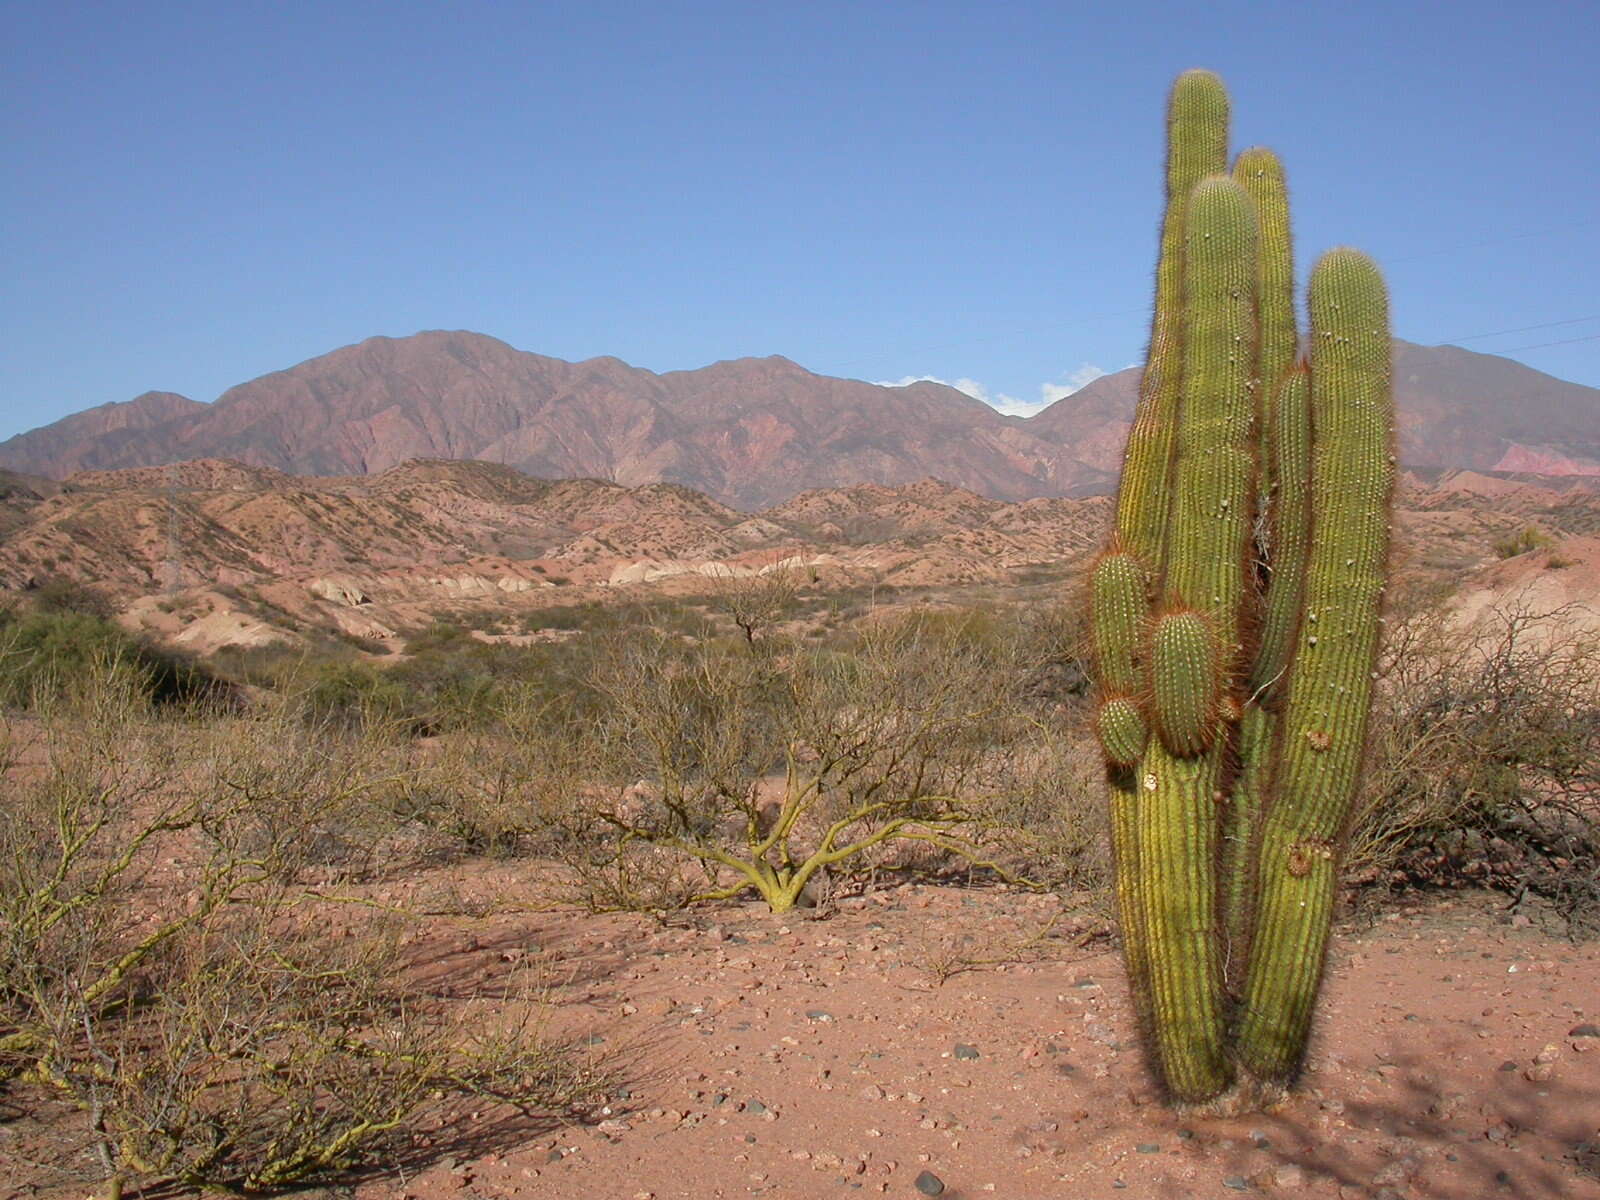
[557,837,708,917]
[571,614,1065,913]
[407,686,592,858]
[984,723,1112,892]
[718,560,803,644]
[1348,600,1600,935]
[55,902,598,1196]
[0,665,602,1196]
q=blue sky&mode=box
[3,0,1597,439]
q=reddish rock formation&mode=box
[2,332,1596,508]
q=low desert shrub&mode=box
[55,903,595,1195]
[1492,525,1557,559]
[405,685,593,856]
[0,669,600,1196]
[294,657,416,730]
[1348,601,1600,935]
[0,605,224,709]
[572,612,1071,913]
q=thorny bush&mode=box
[1348,600,1600,936]
[0,665,602,1197]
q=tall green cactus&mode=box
[1091,70,1394,1108]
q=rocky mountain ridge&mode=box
[4,331,1597,509]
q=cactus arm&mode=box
[1089,546,1157,1043]
[1223,365,1312,981]
[1114,69,1229,568]
[1097,70,1226,1080]
[1149,610,1222,757]
[1136,744,1232,1101]
[1235,249,1393,1085]
[1135,175,1259,1104]
[1090,548,1149,698]
[1252,367,1313,696]
[1232,147,1298,512]
[1160,176,1260,669]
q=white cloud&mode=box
[875,374,994,402]
[877,364,1109,419]
[1038,364,1108,406]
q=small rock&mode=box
[1223,1176,1251,1191]
[1496,1060,1518,1072]
[806,1009,836,1023]
[1137,1142,1160,1154]
[1371,1161,1410,1187]
[914,1169,946,1195]
[1569,1023,1600,1038]
[953,1044,980,1061]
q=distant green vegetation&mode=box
[1492,525,1557,559]
[0,584,224,709]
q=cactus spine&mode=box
[1091,71,1393,1107]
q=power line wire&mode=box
[1445,315,1599,342]
[1489,331,1600,354]
[1382,218,1599,265]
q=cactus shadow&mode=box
[1169,1048,1600,1200]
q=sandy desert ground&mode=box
[13,872,1571,1200]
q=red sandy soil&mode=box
[7,882,1597,1200]
[367,884,1596,1200]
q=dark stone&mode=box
[1569,1023,1600,1038]
[953,1043,980,1060]
[914,1170,946,1195]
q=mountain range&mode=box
[3,331,1597,509]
